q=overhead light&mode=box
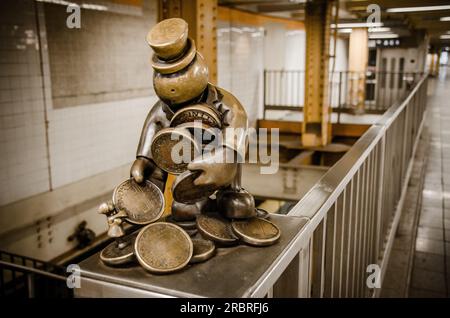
[440,35,450,39]
[441,17,450,22]
[331,22,383,28]
[337,28,352,34]
[369,34,399,39]
[368,27,392,33]
[386,5,450,13]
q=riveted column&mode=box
[158,0,218,216]
[302,0,334,147]
[159,0,218,84]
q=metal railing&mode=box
[0,74,428,298]
[263,70,423,120]
[0,250,71,298]
[257,73,428,297]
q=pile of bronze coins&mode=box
[98,178,281,274]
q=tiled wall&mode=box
[0,0,158,206]
[0,0,51,205]
[44,3,154,108]
[48,97,155,188]
[0,0,158,260]
[218,22,265,127]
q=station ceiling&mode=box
[219,0,450,48]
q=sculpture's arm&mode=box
[131,102,169,191]
[187,89,248,188]
[219,90,249,162]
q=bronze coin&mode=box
[151,127,201,174]
[135,222,193,274]
[189,238,215,264]
[165,215,197,230]
[100,232,138,266]
[231,217,281,247]
[172,170,218,204]
[196,214,238,246]
[113,179,164,225]
[170,104,222,129]
[176,122,219,146]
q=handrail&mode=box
[276,73,429,297]
[0,261,66,282]
[263,69,424,120]
[288,74,428,221]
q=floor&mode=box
[382,68,450,298]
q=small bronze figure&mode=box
[98,201,137,265]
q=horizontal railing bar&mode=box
[0,260,67,282]
[287,73,427,227]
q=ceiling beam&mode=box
[257,3,305,13]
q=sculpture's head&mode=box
[147,18,209,106]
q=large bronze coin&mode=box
[170,104,222,129]
[196,214,238,246]
[100,232,138,266]
[231,217,281,247]
[189,238,215,264]
[135,222,193,274]
[113,179,164,225]
[172,170,218,204]
[151,127,201,174]
[176,122,219,146]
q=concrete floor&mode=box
[382,70,450,298]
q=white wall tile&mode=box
[0,0,50,206]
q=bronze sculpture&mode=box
[97,18,280,274]
[131,17,255,220]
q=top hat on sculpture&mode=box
[147,18,209,106]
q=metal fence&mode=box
[0,250,71,298]
[263,70,423,119]
[256,74,428,297]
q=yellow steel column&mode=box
[159,0,218,84]
[158,0,218,216]
[302,0,334,147]
[348,28,368,113]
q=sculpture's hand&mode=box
[130,157,167,191]
[187,147,237,188]
[130,157,154,183]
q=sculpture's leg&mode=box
[217,163,256,219]
[171,200,204,221]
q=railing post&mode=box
[338,71,343,123]
[263,70,267,119]
[375,134,386,264]
[27,273,35,298]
